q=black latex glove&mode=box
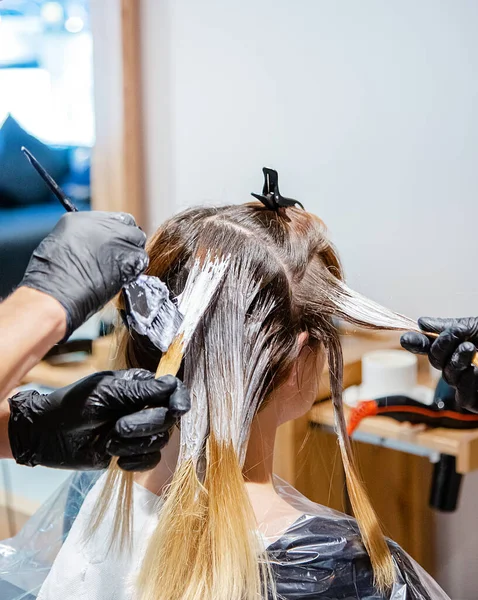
[8,369,190,471]
[20,212,148,338]
[401,317,478,412]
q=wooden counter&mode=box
[310,400,478,475]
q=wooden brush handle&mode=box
[425,331,478,367]
[155,336,184,378]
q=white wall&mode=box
[140,2,478,597]
[141,0,478,319]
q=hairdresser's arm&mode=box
[0,211,148,399]
[0,287,66,401]
[0,399,11,459]
[401,317,478,412]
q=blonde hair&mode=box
[93,203,416,598]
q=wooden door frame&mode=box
[89,0,145,226]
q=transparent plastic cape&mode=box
[0,471,101,600]
[0,471,449,600]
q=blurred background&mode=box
[0,0,94,581]
[1,1,478,598]
[0,0,92,299]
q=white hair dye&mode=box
[175,252,231,348]
[179,257,278,465]
[177,257,421,467]
[334,280,421,333]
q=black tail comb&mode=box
[21,146,78,213]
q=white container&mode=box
[360,349,418,399]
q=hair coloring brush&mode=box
[122,275,183,352]
[21,146,185,352]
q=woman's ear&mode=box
[288,332,310,381]
[271,332,322,425]
[297,331,309,353]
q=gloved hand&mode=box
[20,212,148,338]
[8,369,190,471]
[401,317,478,412]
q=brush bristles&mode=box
[125,255,230,355]
[155,252,232,405]
[124,275,182,352]
[150,300,183,352]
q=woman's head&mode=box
[108,201,416,599]
[123,203,342,435]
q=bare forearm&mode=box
[0,287,66,400]
[0,399,12,459]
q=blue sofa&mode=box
[0,116,91,298]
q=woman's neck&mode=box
[242,402,278,485]
[134,401,303,541]
[135,406,279,494]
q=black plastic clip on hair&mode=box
[251,167,304,210]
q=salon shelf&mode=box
[310,400,478,475]
[307,330,478,475]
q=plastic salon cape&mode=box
[0,471,449,600]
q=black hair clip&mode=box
[251,167,304,210]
